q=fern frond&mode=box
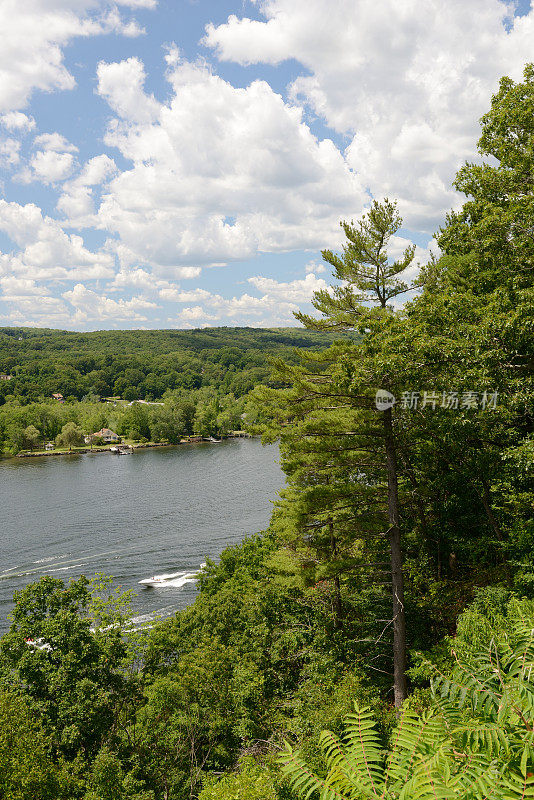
[343,706,384,762]
[280,742,344,800]
[322,706,385,797]
[499,770,534,800]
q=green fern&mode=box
[280,601,534,799]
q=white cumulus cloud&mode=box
[305,259,326,274]
[0,138,21,168]
[94,52,363,275]
[17,132,80,185]
[21,150,76,185]
[63,283,158,325]
[58,155,117,224]
[248,272,328,301]
[0,200,115,281]
[205,0,534,233]
[96,57,161,124]
[0,0,154,114]
[33,132,78,153]
[0,275,69,326]
[4,0,533,330]
[163,270,329,328]
[1,112,35,132]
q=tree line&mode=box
[0,391,251,454]
[0,327,345,454]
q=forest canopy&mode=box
[0,327,344,403]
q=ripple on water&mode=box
[0,440,282,632]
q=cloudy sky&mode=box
[0,0,532,330]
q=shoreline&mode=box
[5,433,253,461]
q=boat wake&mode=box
[124,605,178,631]
[0,549,126,582]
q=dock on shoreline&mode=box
[8,432,253,460]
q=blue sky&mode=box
[0,0,532,330]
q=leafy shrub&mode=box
[199,758,278,800]
[281,599,534,799]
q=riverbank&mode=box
[7,432,253,460]
[14,442,165,459]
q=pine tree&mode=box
[298,199,420,708]
[258,199,421,707]
[256,345,391,636]
[295,198,417,330]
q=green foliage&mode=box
[439,63,534,290]
[0,575,138,760]
[198,758,279,800]
[0,327,345,453]
[0,691,60,800]
[296,197,419,329]
[22,423,41,450]
[281,603,534,798]
[83,749,155,800]
[56,420,85,448]
[141,530,387,797]
[0,327,342,406]
[84,749,125,800]
[252,200,422,704]
[2,63,534,800]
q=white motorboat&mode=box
[139,565,207,589]
[138,576,168,587]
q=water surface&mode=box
[0,439,282,631]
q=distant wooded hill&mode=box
[0,327,348,403]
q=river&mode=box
[0,439,283,632]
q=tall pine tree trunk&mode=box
[383,406,407,709]
[328,516,343,628]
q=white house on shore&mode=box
[86,428,120,444]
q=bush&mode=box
[199,759,278,800]
[281,598,534,799]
